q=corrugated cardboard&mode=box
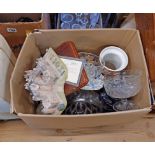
[10,29,151,130]
[0,13,51,57]
[0,34,19,120]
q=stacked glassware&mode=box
[102,70,141,111]
[60,13,102,29]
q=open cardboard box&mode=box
[10,29,151,130]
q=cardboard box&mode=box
[0,34,19,120]
[0,13,51,57]
[10,29,151,130]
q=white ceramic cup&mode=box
[99,46,128,73]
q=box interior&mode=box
[11,29,151,115]
[0,13,42,23]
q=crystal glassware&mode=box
[61,22,70,29]
[72,23,81,29]
[80,16,89,28]
[75,13,82,23]
[61,13,74,23]
[60,13,101,29]
[103,70,142,111]
[113,100,137,111]
[79,52,104,90]
[89,13,100,28]
[89,24,101,29]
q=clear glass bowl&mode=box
[103,70,142,99]
[112,99,138,111]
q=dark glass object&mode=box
[97,87,121,112]
[16,17,34,22]
[63,90,103,115]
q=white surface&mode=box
[0,0,155,13]
[61,58,83,84]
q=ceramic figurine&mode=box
[24,48,68,115]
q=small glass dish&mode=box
[113,100,138,111]
[61,13,74,23]
[61,22,70,29]
[103,70,142,99]
[102,70,142,112]
[79,52,104,90]
[72,23,82,29]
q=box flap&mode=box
[0,34,16,65]
[19,108,151,130]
